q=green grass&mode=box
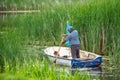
[0,47,92,80]
[0,64,91,80]
[0,0,83,10]
[0,0,120,79]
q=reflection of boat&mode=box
[44,46,102,68]
[71,67,102,76]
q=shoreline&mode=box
[0,10,41,14]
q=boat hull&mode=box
[44,46,102,68]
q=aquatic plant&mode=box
[0,0,119,79]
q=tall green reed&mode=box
[0,28,23,71]
[0,0,119,78]
[1,0,120,58]
[0,0,82,10]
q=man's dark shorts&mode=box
[71,44,80,58]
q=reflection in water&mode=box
[71,67,102,75]
[71,67,102,79]
[57,66,120,80]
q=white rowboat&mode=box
[44,46,102,68]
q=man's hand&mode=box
[62,34,67,37]
[60,39,66,46]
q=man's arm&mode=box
[61,33,71,46]
[61,39,66,46]
[62,34,67,37]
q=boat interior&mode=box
[44,46,98,60]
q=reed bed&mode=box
[0,47,92,80]
[0,0,120,79]
[0,0,79,10]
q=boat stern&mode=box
[71,57,102,68]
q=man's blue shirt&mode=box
[65,30,80,46]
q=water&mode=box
[56,65,120,80]
[66,65,120,80]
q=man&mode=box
[61,27,80,58]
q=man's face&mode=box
[68,29,72,33]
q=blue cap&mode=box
[68,26,74,30]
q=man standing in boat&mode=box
[61,26,80,59]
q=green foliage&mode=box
[1,0,120,54]
[0,60,91,80]
[0,0,120,79]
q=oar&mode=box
[54,36,64,57]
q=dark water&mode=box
[61,66,120,80]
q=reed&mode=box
[0,0,80,10]
[2,0,119,53]
[0,0,119,79]
[0,61,92,80]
